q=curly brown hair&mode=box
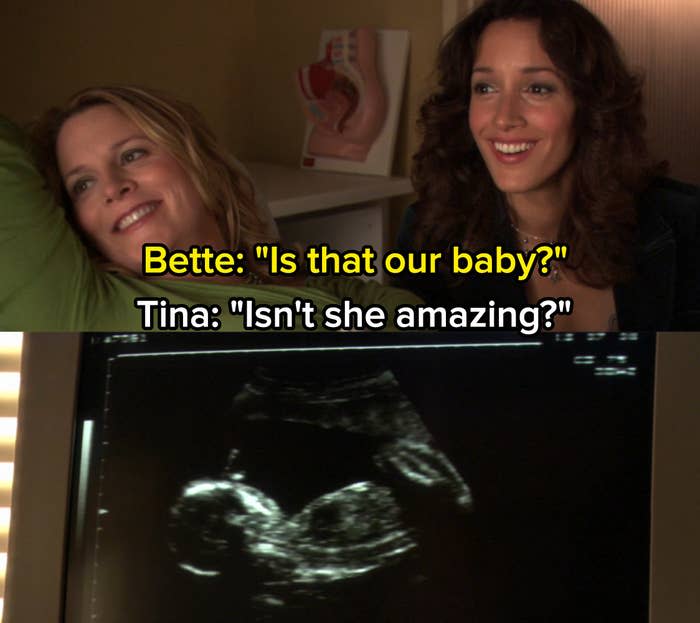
[412,0,663,286]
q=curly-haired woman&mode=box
[399,0,699,330]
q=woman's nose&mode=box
[494,92,525,131]
[103,172,136,204]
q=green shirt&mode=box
[0,116,420,331]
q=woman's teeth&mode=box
[494,142,535,154]
[116,203,157,231]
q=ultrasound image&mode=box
[66,334,654,623]
[168,369,472,620]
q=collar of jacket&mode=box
[614,205,676,331]
[493,187,679,330]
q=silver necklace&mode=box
[509,222,563,284]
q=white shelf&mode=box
[245,162,413,219]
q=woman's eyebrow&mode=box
[521,67,559,75]
[471,66,560,76]
[63,165,86,181]
[110,134,149,151]
[63,135,150,180]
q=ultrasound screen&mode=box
[64,333,655,623]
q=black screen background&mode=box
[64,333,655,623]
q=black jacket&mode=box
[396,178,700,331]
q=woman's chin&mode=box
[489,170,556,196]
[491,178,537,195]
[486,161,575,197]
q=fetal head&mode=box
[168,478,283,576]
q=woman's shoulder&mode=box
[638,177,700,239]
[640,176,700,204]
[634,178,700,269]
[634,177,700,329]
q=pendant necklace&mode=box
[509,222,563,284]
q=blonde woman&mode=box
[0,86,418,330]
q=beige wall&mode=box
[651,333,700,622]
[579,0,700,185]
[0,1,257,153]
[0,0,441,171]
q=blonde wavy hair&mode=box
[31,85,275,277]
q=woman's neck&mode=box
[505,169,574,241]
